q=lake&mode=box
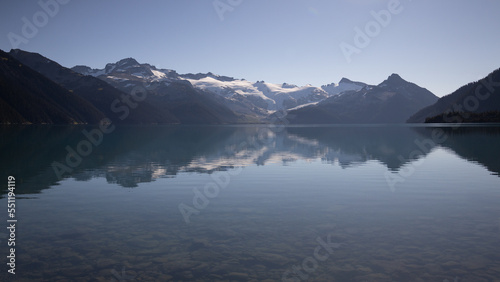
[1,125,500,281]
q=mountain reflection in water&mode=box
[1,125,499,195]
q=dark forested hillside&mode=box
[9,49,179,124]
[0,50,104,124]
[408,68,500,123]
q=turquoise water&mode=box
[1,125,500,281]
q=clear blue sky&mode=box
[1,0,499,97]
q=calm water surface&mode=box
[1,125,500,281]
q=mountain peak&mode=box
[378,73,408,87]
[337,77,367,88]
[115,57,140,67]
[339,77,354,84]
[72,65,92,74]
[102,57,155,76]
[387,73,406,83]
[104,57,140,70]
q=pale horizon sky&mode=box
[1,0,500,97]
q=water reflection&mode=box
[1,125,500,281]
[1,125,500,195]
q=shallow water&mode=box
[1,125,500,281]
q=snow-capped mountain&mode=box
[321,77,367,96]
[286,74,439,124]
[72,58,179,88]
[185,77,330,110]
[71,58,367,114]
[9,50,237,124]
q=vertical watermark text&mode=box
[6,176,16,275]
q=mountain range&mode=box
[8,49,241,124]
[70,57,367,120]
[286,74,438,123]
[1,48,498,124]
